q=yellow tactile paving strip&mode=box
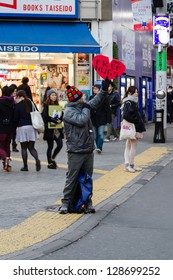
[0,147,169,256]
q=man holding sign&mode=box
[59,78,110,214]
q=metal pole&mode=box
[153,44,167,143]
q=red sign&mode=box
[0,0,17,9]
[92,55,126,80]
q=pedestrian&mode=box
[90,84,111,154]
[17,77,33,101]
[42,82,57,105]
[167,85,173,124]
[0,86,15,171]
[104,81,121,142]
[8,84,19,152]
[121,86,146,173]
[14,90,41,172]
[59,78,110,214]
[42,89,63,169]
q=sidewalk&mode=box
[0,123,173,259]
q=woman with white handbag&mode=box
[14,90,41,172]
[121,86,146,173]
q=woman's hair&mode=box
[123,86,138,99]
[16,90,31,113]
[1,85,10,96]
[9,84,17,95]
[43,86,51,103]
[22,77,29,84]
[44,94,59,106]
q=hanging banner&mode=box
[131,0,152,31]
[153,15,170,46]
[0,0,78,18]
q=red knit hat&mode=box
[66,85,83,102]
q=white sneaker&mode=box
[96,148,102,154]
[112,137,118,141]
[125,166,135,173]
[133,166,142,171]
[104,138,110,142]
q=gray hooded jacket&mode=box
[64,89,107,153]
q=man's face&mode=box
[93,86,100,94]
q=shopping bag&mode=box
[69,171,93,213]
[119,119,136,140]
[30,102,45,133]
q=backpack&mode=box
[69,171,93,213]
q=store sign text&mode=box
[0,0,77,18]
[0,45,39,52]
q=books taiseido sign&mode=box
[0,0,78,18]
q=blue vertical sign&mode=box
[153,15,170,45]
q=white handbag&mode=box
[30,102,45,133]
[119,119,136,140]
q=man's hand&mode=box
[83,103,91,109]
[102,77,111,91]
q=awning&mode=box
[0,21,100,54]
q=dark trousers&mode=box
[0,134,12,159]
[62,152,94,206]
[46,136,63,164]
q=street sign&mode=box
[153,15,170,45]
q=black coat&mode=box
[123,100,146,133]
[0,96,14,134]
[42,104,63,140]
[90,95,112,127]
[107,90,121,115]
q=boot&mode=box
[3,158,12,172]
[12,143,19,152]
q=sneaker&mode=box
[104,138,110,142]
[112,137,118,141]
[85,204,96,214]
[133,166,142,171]
[125,166,135,173]
[96,148,102,154]
[59,204,68,214]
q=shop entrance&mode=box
[0,52,92,109]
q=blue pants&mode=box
[93,125,105,151]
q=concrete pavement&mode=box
[0,123,173,259]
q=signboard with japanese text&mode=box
[131,0,152,31]
[153,15,170,46]
[142,36,152,73]
[0,0,78,18]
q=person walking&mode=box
[59,78,110,214]
[104,81,121,142]
[121,86,146,173]
[17,77,33,101]
[42,89,63,169]
[8,84,19,152]
[0,86,15,171]
[167,85,173,124]
[14,90,41,172]
[90,84,111,154]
